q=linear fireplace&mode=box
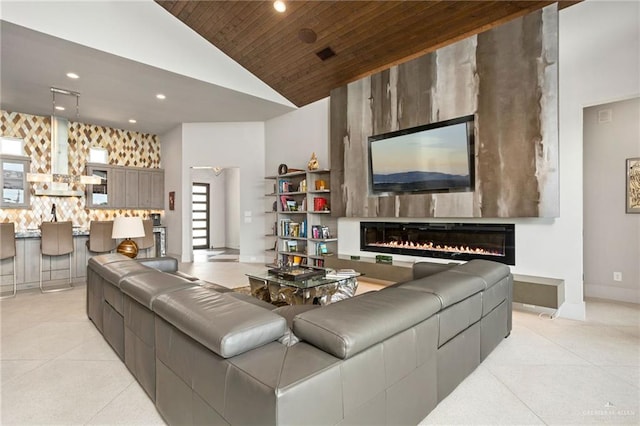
[360,222,515,265]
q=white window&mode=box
[89,147,108,164]
[0,137,25,156]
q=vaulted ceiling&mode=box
[157,1,578,107]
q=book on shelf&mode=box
[286,240,298,252]
[289,222,300,237]
[279,195,300,211]
[311,225,331,239]
[316,242,328,255]
[321,226,331,239]
[279,218,291,236]
[311,225,320,239]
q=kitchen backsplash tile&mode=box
[1,110,162,230]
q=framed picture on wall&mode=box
[169,191,175,211]
[626,158,640,213]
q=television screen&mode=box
[368,115,475,195]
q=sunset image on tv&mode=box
[369,120,472,194]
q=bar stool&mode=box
[86,220,116,253]
[0,222,17,299]
[134,219,155,258]
[40,221,74,293]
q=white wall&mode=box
[225,167,241,249]
[264,98,330,173]
[160,124,183,258]
[181,122,265,262]
[0,0,293,107]
[263,0,640,320]
[557,0,639,315]
[584,98,640,303]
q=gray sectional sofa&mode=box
[86,253,512,425]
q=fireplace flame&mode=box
[369,240,503,257]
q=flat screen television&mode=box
[368,114,475,196]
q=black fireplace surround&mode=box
[360,222,515,265]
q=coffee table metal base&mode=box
[267,277,358,305]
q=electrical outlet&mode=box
[613,272,622,282]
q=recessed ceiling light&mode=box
[55,106,65,111]
[66,72,79,79]
[129,119,137,124]
[273,1,286,13]
[156,94,166,100]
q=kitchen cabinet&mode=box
[86,165,111,208]
[111,168,126,208]
[86,163,164,209]
[125,169,139,208]
[139,170,164,209]
[150,170,164,209]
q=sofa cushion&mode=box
[447,260,512,315]
[227,292,277,310]
[193,280,234,293]
[450,260,511,290]
[89,253,130,267]
[398,270,485,309]
[96,260,153,288]
[412,262,456,280]
[153,286,287,358]
[293,288,441,359]
[120,271,196,310]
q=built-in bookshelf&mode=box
[264,169,336,267]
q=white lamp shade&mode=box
[112,216,145,239]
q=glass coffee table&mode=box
[245,270,360,306]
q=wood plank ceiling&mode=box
[156,1,577,107]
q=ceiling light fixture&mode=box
[55,106,65,111]
[129,119,137,124]
[66,72,79,79]
[156,94,166,100]
[273,1,286,13]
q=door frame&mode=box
[191,182,210,250]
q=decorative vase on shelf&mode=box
[307,152,319,170]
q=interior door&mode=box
[192,183,210,249]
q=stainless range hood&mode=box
[31,87,98,197]
[34,115,83,197]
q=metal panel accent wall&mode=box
[330,5,559,219]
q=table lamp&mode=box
[112,216,145,258]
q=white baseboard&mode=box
[584,284,640,304]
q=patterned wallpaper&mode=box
[0,110,162,231]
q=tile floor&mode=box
[1,261,638,425]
